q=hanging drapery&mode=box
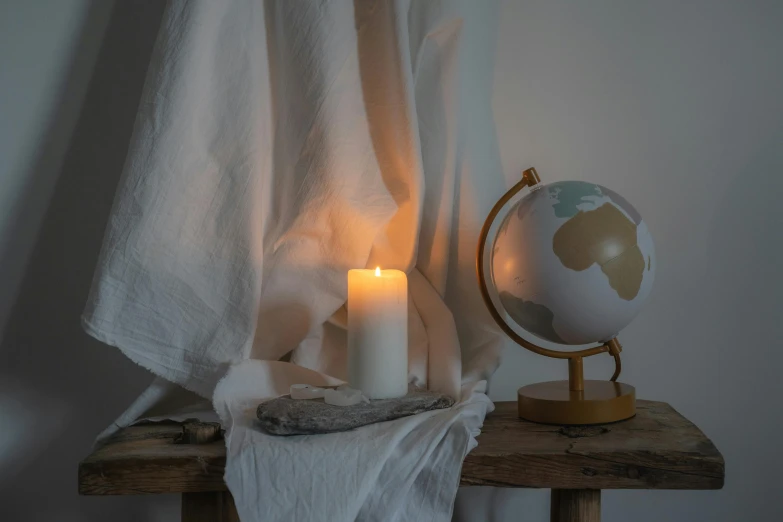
[84,0,508,520]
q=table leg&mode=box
[550,489,601,522]
[181,492,239,522]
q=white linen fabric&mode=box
[83,0,509,520]
[214,361,492,522]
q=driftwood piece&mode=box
[78,400,724,495]
[175,420,223,445]
[256,390,454,435]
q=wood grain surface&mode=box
[550,489,601,522]
[460,401,724,489]
[79,422,228,495]
[182,492,239,522]
[79,400,724,495]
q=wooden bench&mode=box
[79,400,724,521]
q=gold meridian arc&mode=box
[475,167,622,379]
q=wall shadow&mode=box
[0,1,176,520]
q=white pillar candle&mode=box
[347,268,408,399]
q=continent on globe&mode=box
[499,291,566,344]
[548,181,603,218]
[552,203,644,301]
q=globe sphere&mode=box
[491,181,655,345]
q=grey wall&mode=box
[1,0,780,521]
[483,1,783,521]
[0,1,178,519]
[0,0,100,337]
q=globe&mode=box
[491,180,655,346]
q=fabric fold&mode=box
[214,361,493,522]
[83,0,508,520]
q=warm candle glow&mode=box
[347,268,408,399]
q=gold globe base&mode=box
[517,380,636,425]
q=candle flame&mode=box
[375,267,381,276]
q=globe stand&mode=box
[477,168,636,426]
[515,338,636,425]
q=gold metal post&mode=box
[568,357,584,392]
[606,338,623,382]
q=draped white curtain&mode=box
[83,0,511,520]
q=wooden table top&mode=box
[79,400,724,495]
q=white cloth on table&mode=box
[83,0,509,520]
[214,361,492,522]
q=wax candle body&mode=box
[347,269,408,399]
